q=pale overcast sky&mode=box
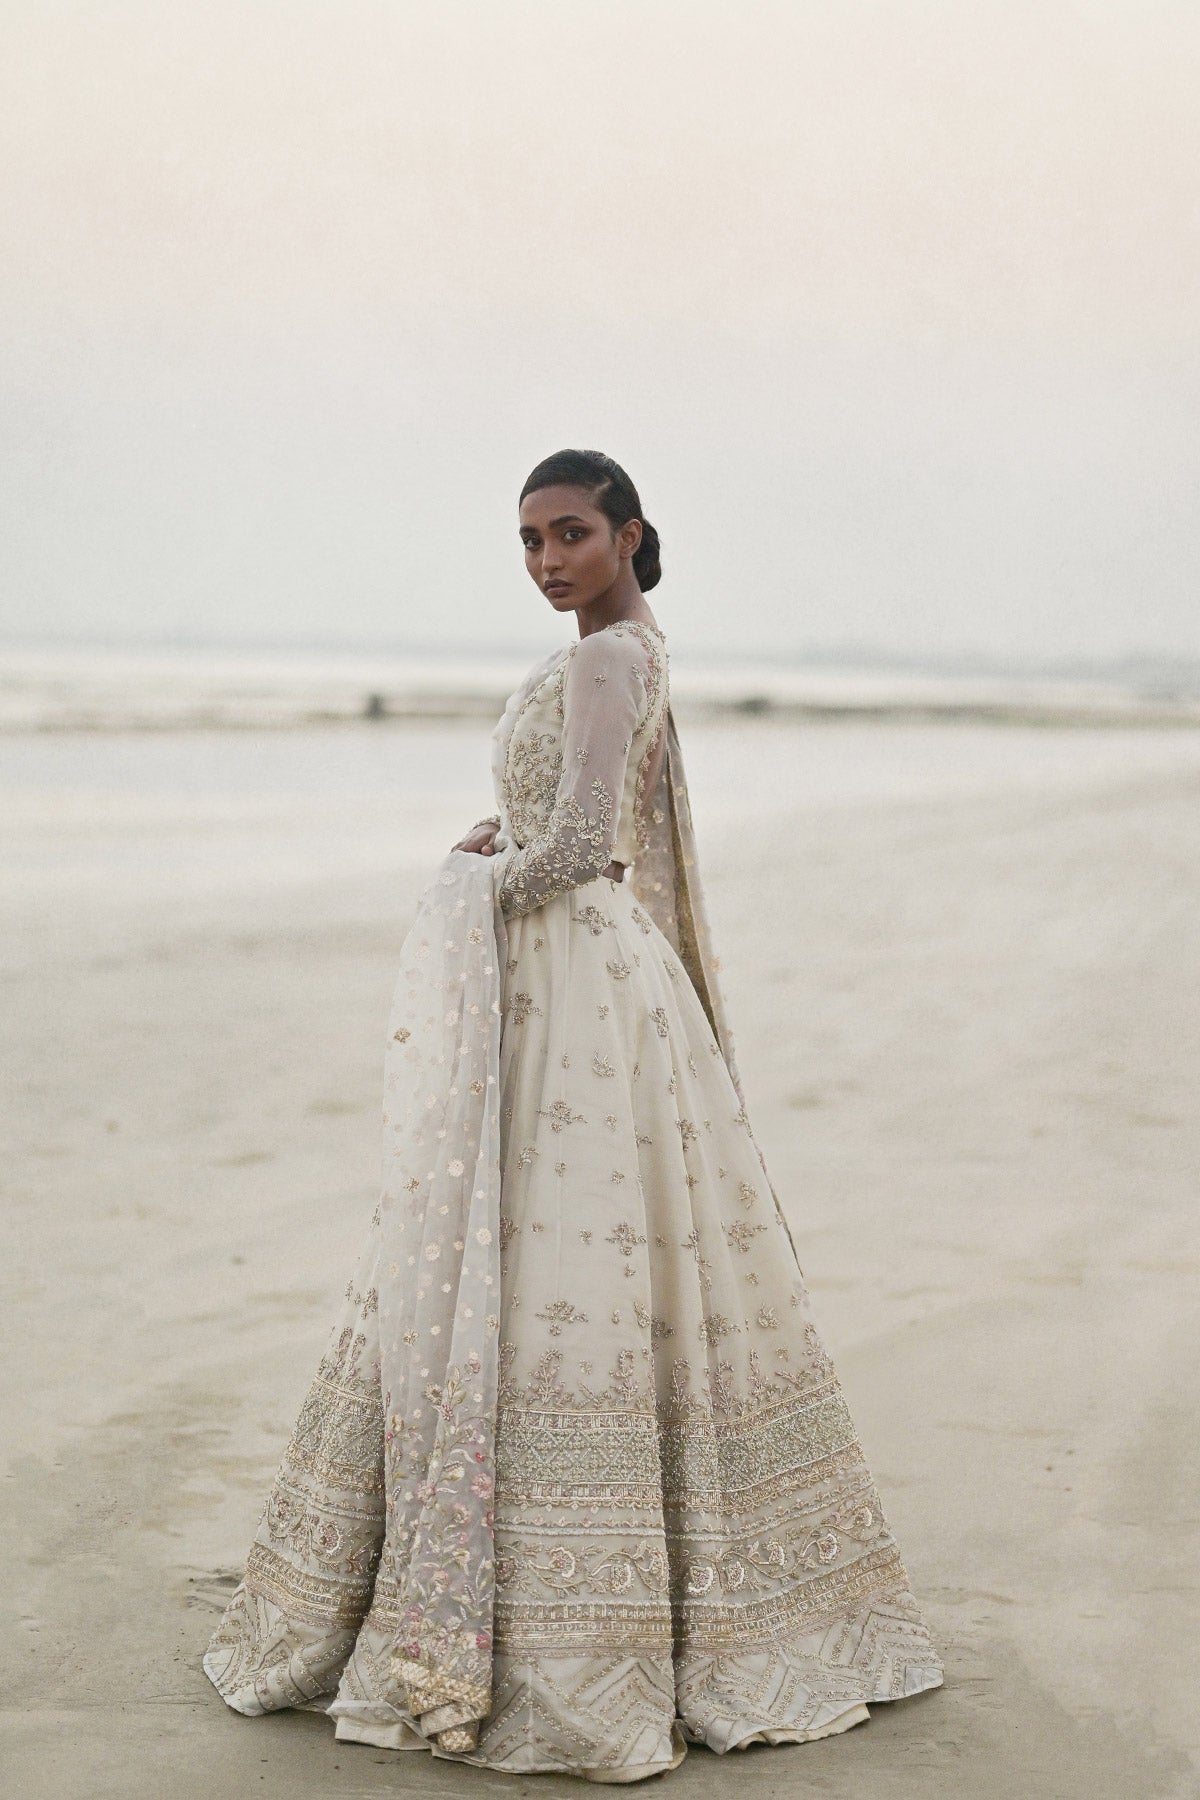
[1,1,1196,662]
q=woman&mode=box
[204,449,943,1779]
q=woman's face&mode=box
[518,485,641,614]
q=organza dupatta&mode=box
[361,845,508,1752]
[630,703,746,1108]
[629,704,807,1273]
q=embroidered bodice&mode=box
[487,619,669,919]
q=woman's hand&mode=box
[453,820,501,856]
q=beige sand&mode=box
[2,724,1198,1799]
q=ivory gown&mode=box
[203,617,943,1779]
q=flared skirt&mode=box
[204,871,942,1778]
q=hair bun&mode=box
[633,517,662,593]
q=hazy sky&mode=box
[1,1,1197,662]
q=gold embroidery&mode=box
[538,1099,586,1131]
[535,1299,591,1335]
[576,904,616,935]
[724,1220,768,1253]
[699,1312,741,1346]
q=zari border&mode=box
[494,1543,912,1657]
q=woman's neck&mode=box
[575,580,658,639]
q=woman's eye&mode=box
[564,529,584,541]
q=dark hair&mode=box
[519,448,662,592]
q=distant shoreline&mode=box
[2,644,1199,732]
[3,697,1199,732]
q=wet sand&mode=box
[2,723,1198,1799]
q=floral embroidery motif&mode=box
[699,1312,741,1346]
[535,1299,591,1336]
[633,1297,676,1341]
[607,1220,648,1257]
[538,1099,587,1131]
[680,1226,714,1289]
[724,1219,769,1253]
[575,904,616,935]
[343,1281,380,1316]
[507,992,542,1025]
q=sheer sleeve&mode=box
[497,629,651,920]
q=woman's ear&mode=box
[617,518,643,559]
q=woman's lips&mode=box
[545,581,572,595]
